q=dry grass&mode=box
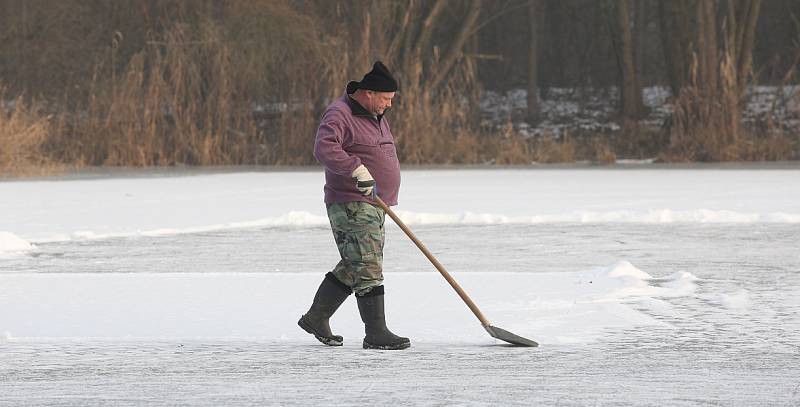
[662,48,798,162]
[1,2,797,173]
[0,92,62,176]
[22,2,331,169]
[52,21,259,167]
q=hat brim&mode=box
[346,80,398,94]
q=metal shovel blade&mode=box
[376,197,540,348]
[484,325,539,347]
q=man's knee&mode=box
[332,261,383,295]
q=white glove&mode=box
[351,164,375,196]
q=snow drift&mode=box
[0,232,33,257]
[1,169,798,244]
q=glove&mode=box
[351,164,375,196]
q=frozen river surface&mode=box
[1,168,799,405]
[2,223,799,406]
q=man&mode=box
[298,61,410,350]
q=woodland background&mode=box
[1,0,799,175]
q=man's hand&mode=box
[352,164,375,196]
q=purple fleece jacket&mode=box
[313,93,401,206]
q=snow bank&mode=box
[604,260,653,279]
[1,169,798,243]
[0,261,710,345]
[32,208,800,243]
[62,211,331,241]
[395,208,798,225]
[578,261,699,302]
[0,232,33,257]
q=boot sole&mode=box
[298,316,343,346]
[362,340,411,350]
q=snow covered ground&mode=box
[481,85,800,138]
[1,167,799,405]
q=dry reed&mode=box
[0,92,57,176]
[1,2,797,173]
[663,47,798,162]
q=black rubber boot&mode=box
[356,286,411,350]
[298,272,352,346]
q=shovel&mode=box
[374,197,538,347]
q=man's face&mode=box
[366,91,395,116]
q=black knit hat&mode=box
[346,61,398,94]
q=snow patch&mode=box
[480,85,800,138]
[0,232,33,256]
[657,271,700,297]
[582,262,700,302]
[584,261,658,300]
[718,290,752,310]
[0,264,702,344]
[699,290,752,311]
[764,212,800,223]
[605,260,653,280]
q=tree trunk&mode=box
[696,0,719,96]
[359,5,372,70]
[634,0,647,88]
[615,0,643,119]
[729,0,762,95]
[527,0,545,124]
[658,0,692,96]
[546,0,565,90]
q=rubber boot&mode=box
[298,272,352,346]
[356,286,411,350]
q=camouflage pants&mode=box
[326,201,385,296]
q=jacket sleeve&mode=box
[313,109,361,176]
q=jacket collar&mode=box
[346,94,384,121]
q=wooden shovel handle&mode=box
[374,197,492,328]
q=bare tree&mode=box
[658,0,692,96]
[696,0,719,96]
[662,0,764,160]
[527,0,545,123]
[659,0,761,97]
[615,0,644,119]
[725,0,763,95]
[633,0,648,86]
